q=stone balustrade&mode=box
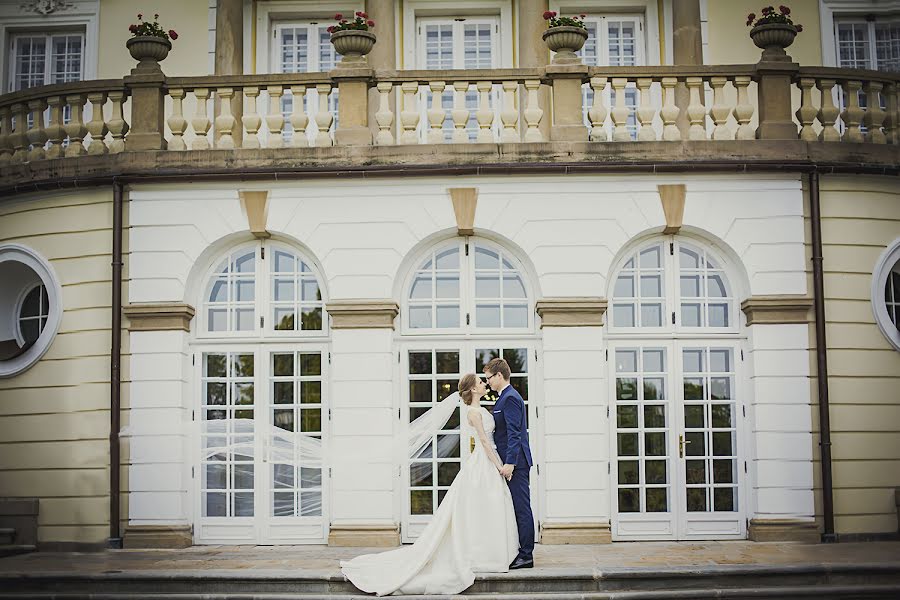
[1,62,899,166]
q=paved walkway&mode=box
[2,541,899,576]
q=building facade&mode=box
[0,0,898,550]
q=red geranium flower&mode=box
[137,13,143,19]
[779,5,790,14]
[795,24,803,32]
[367,19,375,27]
[334,13,342,20]
[129,24,138,33]
[168,29,178,39]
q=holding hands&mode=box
[499,464,514,481]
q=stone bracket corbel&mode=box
[326,300,399,329]
[741,295,813,325]
[658,184,686,235]
[535,297,608,327]
[239,190,270,239]
[448,187,477,236]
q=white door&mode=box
[609,342,746,540]
[400,342,540,542]
[194,346,330,544]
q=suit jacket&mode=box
[492,384,533,468]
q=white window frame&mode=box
[402,0,513,69]
[197,241,330,342]
[414,16,501,70]
[819,0,900,69]
[401,237,535,336]
[872,237,900,352]
[579,14,647,67]
[14,282,49,347]
[0,244,63,379]
[607,236,739,336]
[550,0,662,65]
[0,0,98,93]
[7,31,85,92]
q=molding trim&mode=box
[124,302,196,331]
[123,524,192,549]
[748,518,820,543]
[448,187,477,236]
[740,295,813,325]
[239,190,270,239]
[328,524,400,547]
[540,521,611,544]
[658,184,686,234]
[535,297,608,327]
[326,300,399,329]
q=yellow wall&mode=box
[809,175,900,536]
[706,0,822,65]
[98,0,209,78]
[0,190,128,547]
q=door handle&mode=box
[678,434,691,458]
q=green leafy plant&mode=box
[128,13,178,40]
[746,5,803,32]
[543,10,587,29]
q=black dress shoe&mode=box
[509,556,534,570]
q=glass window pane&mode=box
[436,305,459,328]
[300,353,321,376]
[709,303,729,327]
[639,246,660,268]
[274,279,294,301]
[475,275,500,297]
[476,304,501,327]
[643,349,664,372]
[409,305,432,328]
[410,275,432,299]
[614,275,634,297]
[645,460,666,484]
[503,275,526,298]
[640,275,661,297]
[504,305,528,328]
[618,488,640,512]
[274,307,295,330]
[681,303,701,327]
[679,246,701,268]
[474,246,500,269]
[640,303,662,327]
[300,306,322,330]
[618,460,639,484]
[616,350,637,373]
[435,275,459,299]
[680,275,701,297]
[617,405,638,428]
[645,487,668,512]
[613,304,635,327]
[301,279,320,301]
[435,248,459,269]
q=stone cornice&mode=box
[740,295,813,325]
[536,297,608,327]
[326,300,399,329]
[3,141,900,198]
[124,302,196,332]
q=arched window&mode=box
[201,243,326,336]
[405,238,531,332]
[607,235,745,542]
[194,240,329,545]
[610,239,736,331]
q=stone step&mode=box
[1,563,898,598]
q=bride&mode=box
[340,373,519,596]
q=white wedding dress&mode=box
[340,405,519,596]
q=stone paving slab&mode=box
[1,541,899,577]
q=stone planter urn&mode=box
[126,36,171,73]
[543,25,589,65]
[749,23,797,62]
[330,30,376,67]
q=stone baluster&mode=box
[732,76,755,140]
[375,82,395,145]
[610,78,630,142]
[840,80,864,143]
[266,85,284,148]
[64,95,87,157]
[795,78,817,142]
[427,81,446,144]
[240,86,261,149]
[709,77,732,140]
[86,92,109,155]
[450,81,469,144]
[289,86,308,148]
[816,79,840,142]
[884,83,898,145]
[314,84,333,147]
[10,103,29,162]
[191,88,212,150]
[166,89,187,151]
[588,77,608,142]
[523,80,544,143]
[0,106,11,164]
[660,77,681,141]
[399,82,419,145]
[26,99,48,161]
[686,77,706,140]
[500,81,519,143]
[862,81,886,144]
[215,87,237,149]
[106,91,128,154]
[476,81,494,143]
[635,78,655,141]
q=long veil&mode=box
[181,391,463,514]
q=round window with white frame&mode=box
[0,244,63,378]
[872,238,900,352]
[404,237,532,332]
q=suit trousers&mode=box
[507,465,534,559]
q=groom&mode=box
[484,357,534,570]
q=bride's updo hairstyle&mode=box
[458,373,478,405]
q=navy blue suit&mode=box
[492,383,534,560]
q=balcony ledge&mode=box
[1,140,898,196]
